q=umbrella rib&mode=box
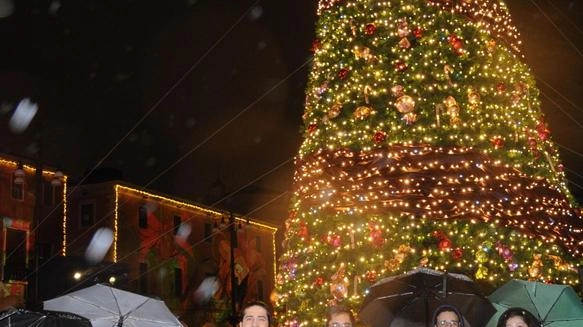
[109,287,125,319]
[376,292,415,300]
[541,288,566,323]
[120,297,154,320]
[68,294,121,315]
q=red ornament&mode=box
[447,33,459,45]
[557,163,565,172]
[365,23,377,35]
[491,137,504,149]
[538,130,550,141]
[373,131,386,144]
[308,123,318,134]
[297,221,309,238]
[328,234,342,248]
[338,68,349,80]
[438,238,452,250]
[496,82,506,93]
[451,39,463,51]
[370,229,385,248]
[365,270,378,283]
[310,39,321,52]
[528,137,537,150]
[314,276,324,287]
[432,230,446,240]
[412,27,423,38]
[536,121,551,141]
[394,61,407,72]
[452,247,463,260]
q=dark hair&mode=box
[432,304,464,327]
[325,305,355,327]
[496,307,539,327]
[240,300,273,325]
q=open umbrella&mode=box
[0,309,92,327]
[485,279,583,327]
[359,267,495,327]
[43,283,182,327]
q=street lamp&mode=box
[13,163,25,185]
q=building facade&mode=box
[66,181,278,326]
[0,155,66,306]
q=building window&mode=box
[139,262,148,293]
[4,228,27,281]
[138,206,148,229]
[255,236,262,252]
[80,202,95,227]
[43,182,64,207]
[204,223,212,242]
[256,279,264,301]
[11,176,23,201]
[173,215,181,235]
[174,268,182,296]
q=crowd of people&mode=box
[237,299,539,327]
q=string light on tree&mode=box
[275,0,583,326]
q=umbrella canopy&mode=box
[43,283,182,327]
[485,279,583,327]
[359,267,495,327]
[0,309,92,327]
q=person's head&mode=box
[326,305,355,327]
[432,304,464,327]
[496,307,539,327]
[239,300,272,327]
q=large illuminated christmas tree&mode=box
[275,0,583,326]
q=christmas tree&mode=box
[275,0,583,326]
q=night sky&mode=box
[0,0,582,226]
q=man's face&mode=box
[240,305,269,327]
[328,312,352,327]
[435,311,460,327]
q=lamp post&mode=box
[29,157,43,310]
[228,212,238,326]
[27,157,63,310]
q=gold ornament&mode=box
[328,103,343,119]
[402,113,417,124]
[467,87,481,109]
[395,95,416,113]
[475,250,488,263]
[330,264,350,299]
[486,39,496,53]
[353,46,373,61]
[354,106,374,120]
[391,85,404,97]
[528,254,543,279]
[475,266,488,279]
[435,103,444,127]
[443,64,454,85]
[354,85,375,120]
[399,37,411,49]
[548,255,574,272]
[444,96,461,126]
[384,258,401,271]
[397,20,409,38]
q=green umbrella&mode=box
[484,279,583,327]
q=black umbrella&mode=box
[0,309,92,327]
[359,268,495,327]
